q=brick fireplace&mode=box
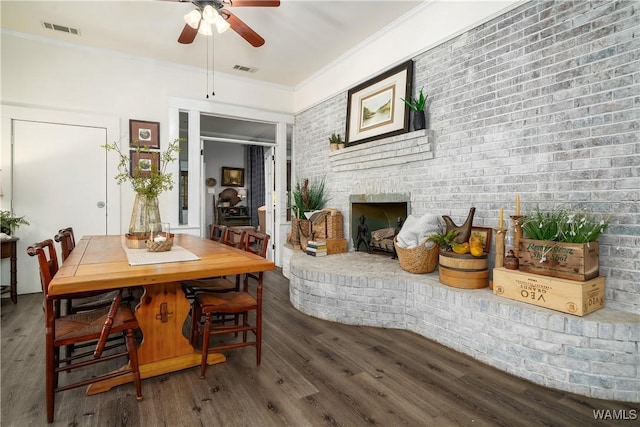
[349,193,410,248]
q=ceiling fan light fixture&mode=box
[184,10,202,29]
[214,15,231,33]
[198,23,214,36]
[202,5,219,24]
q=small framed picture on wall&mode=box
[130,151,160,178]
[130,119,160,149]
[221,167,245,187]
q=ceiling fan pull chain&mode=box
[206,33,210,99]
[211,33,216,97]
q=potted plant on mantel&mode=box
[0,210,29,237]
[103,139,180,240]
[290,177,328,249]
[401,87,428,131]
[329,133,345,151]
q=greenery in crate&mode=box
[0,210,29,235]
[522,208,609,243]
[103,139,181,199]
[292,177,328,219]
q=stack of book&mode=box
[306,240,327,257]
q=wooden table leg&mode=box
[86,281,225,395]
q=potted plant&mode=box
[290,178,328,249]
[292,177,328,219]
[329,133,344,151]
[103,139,180,237]
[0,210,29,236]
[401,87,428,130]
[426,229,458,252]
[519,208,609,281]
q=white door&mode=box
[12,120,109,294]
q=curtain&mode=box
[245,146,265,228]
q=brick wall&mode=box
[294,0,639,314]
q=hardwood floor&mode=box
[2,269,637,426]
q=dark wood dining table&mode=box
[47,233,275,395]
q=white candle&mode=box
[499,207,504,229]
[515,194,521,216]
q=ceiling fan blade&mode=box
[228,0,280,6]
[224,10,265,47]
[178,22,199,44]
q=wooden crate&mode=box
[518,239,599,281]
[326,238,347,255]
[493,267,605,316]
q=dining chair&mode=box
[183,227,248,296]
[190,230,270,378]
[55,227,76,260]
[210,224,227,242]
[54,228,122,315]
[27,239,143,423]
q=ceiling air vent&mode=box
[41,21,81,36]
[233,64,259,73]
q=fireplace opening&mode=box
[349,193,410,251]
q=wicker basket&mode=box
[145,235,174,252]
[311,209,344,240]
[394,237,439,274]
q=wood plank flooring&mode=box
[2,268,637,426]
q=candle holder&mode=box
[510,215,525,257]
[494,227,508,269]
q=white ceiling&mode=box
[1,0,425,88]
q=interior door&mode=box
[12,120,109,294]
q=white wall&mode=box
[1,32,294,232]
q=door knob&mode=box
[97,201,106,208]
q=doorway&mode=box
[169,99,293,266]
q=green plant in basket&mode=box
[522,208,609,243]
[292,177,328,219]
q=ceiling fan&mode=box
[171,0,280,47]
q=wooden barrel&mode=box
[439,251,489,289]
[438,252,488,271]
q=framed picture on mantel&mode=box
[345,60,412,147]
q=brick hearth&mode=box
[282,245,639,403]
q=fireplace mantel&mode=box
[329,130,433,172]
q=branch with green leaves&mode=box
[103,138,181,199]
